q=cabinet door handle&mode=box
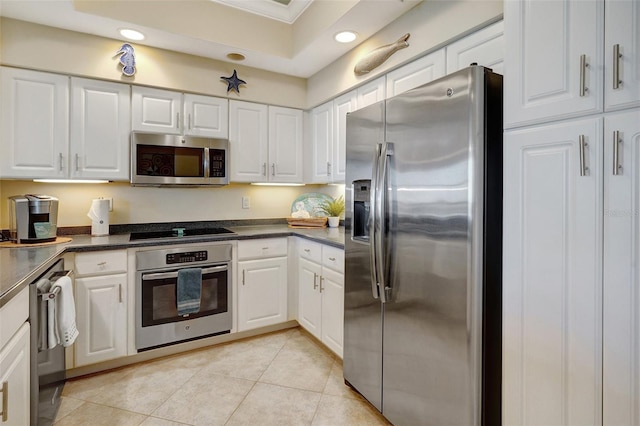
[75,153,79,172]
[319,276,324,293]
[613,44,622,90]
[579,134,589,176]
[176,112,180,129]
[262,163,267,176]
[313,272,318,290]
[188,113,192,130]
[97,261,107,267]
[271,163,276,176]
[613,130,621,175]
[579,54,589,97]
[1,381,8,422]
[242,270,245,285]
[118,284,122,303]
[59,153,64,171]
[304,249,310,252]
[328,257,336,261]
[327,162,331,176]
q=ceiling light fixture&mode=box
[334,31,357,43]
[33,179,110,184]
[119,28,145,41]
[226,53,246,61]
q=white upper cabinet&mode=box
[132,87,228,137]
[70,78,130,180]
[504,0,604,128]
[356,76,385,109]
[1,67,69,178]
[183,93,228,138]
[132,86,182,134]
[604,0,640,111]
[308,101,333,183]
[332,91,356,183]
[446,20,504,75]
[0,68,131,180]
[229,100,268,182]
[386,49,446,98]
[268,106,303,183]
[229,101,302,183]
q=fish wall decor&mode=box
[115,43,136,76]
[354,33,410,75]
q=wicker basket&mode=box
[286,217,328,228]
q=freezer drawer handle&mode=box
[0,381,7,422]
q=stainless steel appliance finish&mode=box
[131,132,229,187]
[135,243,232,351]
[344,66,502,425]
[9,194,59,243]
[29,259,70,425]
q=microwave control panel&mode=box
[166,251,208,264]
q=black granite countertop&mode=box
[0,224,345,308]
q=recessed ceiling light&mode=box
[226,53,246,61]
[334,31,357,43]
[119,28,145,41]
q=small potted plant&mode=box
[319,195,345,228]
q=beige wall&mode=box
[306,0,503,107]
[0,18,307,109]
[0,181,344,229]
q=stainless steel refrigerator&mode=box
[344,66,502,426]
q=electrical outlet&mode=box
[242,196,250,209]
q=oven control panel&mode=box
[166,251,208,264]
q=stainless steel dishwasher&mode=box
[29,259,71,426]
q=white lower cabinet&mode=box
[0,322,30,426]
[74,250,127,367]
[503,117,603,426]
[603,109,640,425]
[297,239,344,357]
[237,239,288,331]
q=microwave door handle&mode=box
[204,147,210,178]
[142,265,228,280]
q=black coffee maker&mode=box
[8,195,59,243]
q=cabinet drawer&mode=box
[322,246,344,273]
[238,238,287,260]
[298,239,322,264]
[74,250,127,276]
[0,286,29,348]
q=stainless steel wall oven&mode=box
[135,243,232,351]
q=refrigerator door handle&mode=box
[376,142,393,303]
[369,143,382,299]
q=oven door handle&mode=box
[142,265,228,280]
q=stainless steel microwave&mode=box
[131,132,229,186]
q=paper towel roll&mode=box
[87,199,110,236]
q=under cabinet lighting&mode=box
[33,179,110,184]
[251,183,306,187]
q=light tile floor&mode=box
[55,327,391,426]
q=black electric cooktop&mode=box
[129,227,235,241]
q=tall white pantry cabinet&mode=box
[503,1,640,425]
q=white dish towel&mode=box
[51,276,79,347]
